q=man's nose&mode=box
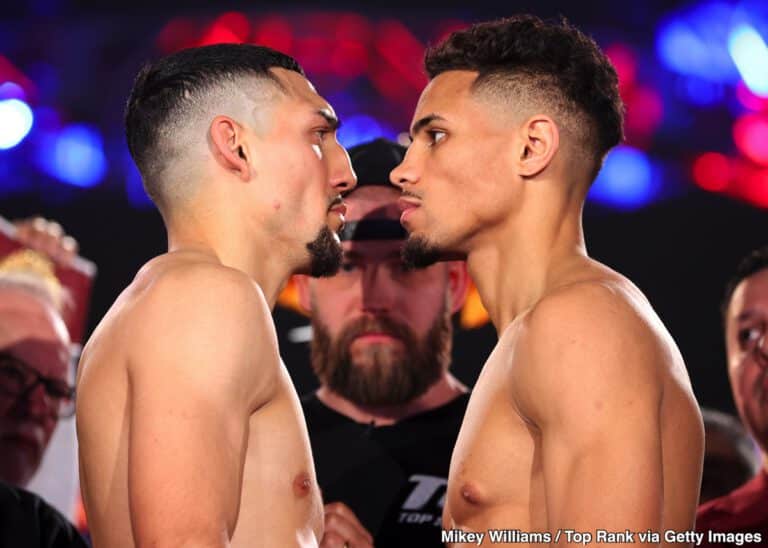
[360,265,396,314]
[330,143,357,194]
[390,148,418,190]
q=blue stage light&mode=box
[681,77,725,106]
[124,151,153,209]
[657,21,710,77]
[337,115,397,148]
[39,124,107,187]
[588,146,659,210]
[656,2,747,83]
[729,24,768,97]
[0,99,34,150]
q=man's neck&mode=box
[466,202,589,334]
[316,373,468,426]
[166,210,292,309]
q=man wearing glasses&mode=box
[0,249,75,488]
[0,248,86,547]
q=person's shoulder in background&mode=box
[0,480,89,548]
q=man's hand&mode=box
[13,217,79,265]
[321,502,374,548]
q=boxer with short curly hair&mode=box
[391,15,703,542]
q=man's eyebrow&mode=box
[316,109,341,131]
[736,310,758,322]
[410,113,446,138]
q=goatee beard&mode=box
[306,226,343,277]
[402,235,442,269]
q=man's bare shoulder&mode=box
[115,254,272,329]
[82,254,278,383]
[522,276,666,357]
[511,277,673,421]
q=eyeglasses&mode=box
[0,352,76,418]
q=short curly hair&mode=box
[425,15,624,175]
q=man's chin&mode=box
[305,226,343,277]
[402,235,443,269]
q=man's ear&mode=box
[516,114,559,178]
[294,274,312,313]
[209,115,251,182]
[446,261,470,315]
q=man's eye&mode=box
[314,129,330,142]
[428,130,446,146]
[738,326,762,348]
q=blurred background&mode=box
[1,1,767,508]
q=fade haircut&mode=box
[722,246,768,321]
[424,15,624,178]
[125,44,305,209]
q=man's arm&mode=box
[126,266,277,548]
[514,284,665,542]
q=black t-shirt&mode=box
[0,481,88,548]
[302,392,469,548]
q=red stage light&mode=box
[0,56,36,97]
[252,17,294,54]
[215,12,250,42]
[433,19,468,44]
[295,36,336,74]
[692,152,731,191]
[156,18,198,54]
[736,81,768,112]
[331,40,368,78]
[198,23,243,47]
[733,114,768,165]
[605,43,637,94]
[335,13,372,42]
[375,20,427,91]
[740,168,768,208]
[625,85,664,143]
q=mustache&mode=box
[328,195,344,210]
[338,315,412,346]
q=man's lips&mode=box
[397,197,420,224]
[397,196,421,212]
[327,200,347,230]
[328,203,347,216]
[352,332,401,344]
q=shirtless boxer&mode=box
[391,16,704,545]
[76,44,355,547]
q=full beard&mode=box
[310,302,453,406]
[306,226,343,277]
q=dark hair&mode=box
[722,246,768,319]
[125,43,304,206]
[424,15,623,169]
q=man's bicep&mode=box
[124,275,274,545]
[127,367,248,546]
[520,291,665,534]
[540,401,664,534]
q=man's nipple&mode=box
[293,472,313,498]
